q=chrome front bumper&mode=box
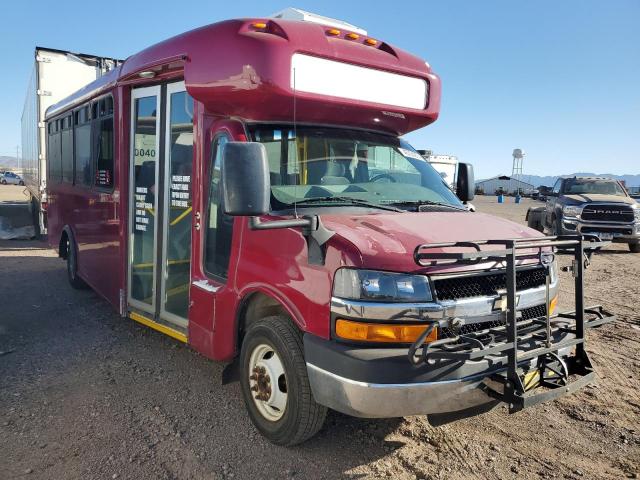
[307,363,494,418]
[562,217,640,241]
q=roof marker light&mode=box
[345,33,359,40]
[365,38,377,46]
[252,22,268,29]
[139,71,155,79]
[326,28,341,36]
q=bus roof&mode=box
[47,15,440,135]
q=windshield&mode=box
[249,125,463,210]
[563,179,626,196]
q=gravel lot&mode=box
[1,193,638,479]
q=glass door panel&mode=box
[160,83,194,324]
[129,87,160,311]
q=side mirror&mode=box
[221,142,271,216]
[456,163,475,202]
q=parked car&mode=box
[526,176,640,252]
[1,172,25,186]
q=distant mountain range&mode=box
[0,156,19,169]
[482,172,640,188]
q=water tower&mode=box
[511,148,525,195]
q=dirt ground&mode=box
[0,193,638,480]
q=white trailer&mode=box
[417,150,459,190]
[21,47,120,233]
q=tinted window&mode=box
[563,179,626,196]
[204,135,233,278]
[61,116,74,183]
[48,123,62,182]
[74,122,92,186]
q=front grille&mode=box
[581,204,634,223]
[439,304,547,339]
[433,267,547,301]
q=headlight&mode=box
[333,269,433,302]
[634,207,640,222]
[562,205,583,218]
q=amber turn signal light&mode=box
[336,319,438,344]
[252,22,268,29]
[549,294,558,316]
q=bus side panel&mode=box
[76,89,124,311]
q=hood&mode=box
[563,194,636,205]
[322,211,543,274]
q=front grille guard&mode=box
[409,235,615,412]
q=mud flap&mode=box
[427,399,501,427]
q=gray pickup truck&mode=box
[527,176,640,253]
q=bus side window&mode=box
[94,115,114,189]
[74,107,92,187]
[204,135,233,279]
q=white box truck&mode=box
[21,47,120,234]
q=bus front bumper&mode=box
[304,334,501,418]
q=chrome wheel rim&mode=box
[248,343,288,421]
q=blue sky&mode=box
[1,0,638,179]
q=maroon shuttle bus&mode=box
[45,11,612,445]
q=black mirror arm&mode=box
[248,215,335,265]
[249,216,313,231]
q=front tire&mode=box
[66,235,88,289]
[240,316,327,446]
[629,242,640,253]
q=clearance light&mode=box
[336,319,438,344]
[364,38,377,46]
[326,28,341,36]
[252,22,268,29]
[345,33,360,40]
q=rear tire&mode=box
[239,315,327,446]
[66,235,88,290]
[0,179,6,185]
[19,181,24,186]
[629,242,640,253]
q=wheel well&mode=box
[58,230,69,259]
[236,292,291,348]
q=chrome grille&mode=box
[433,267,547,301]
[581,204,634,223]
[439,304,547,339]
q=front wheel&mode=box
[0,179,6,185]
[239,316,327,446]
[19,181,24,186]
[629,242,640,253]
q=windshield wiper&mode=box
[295,196,403,212]
[382,199,467,211]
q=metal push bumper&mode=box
[303,310,604,419]
[306,236,615,420]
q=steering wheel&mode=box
[370,173,397,183]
